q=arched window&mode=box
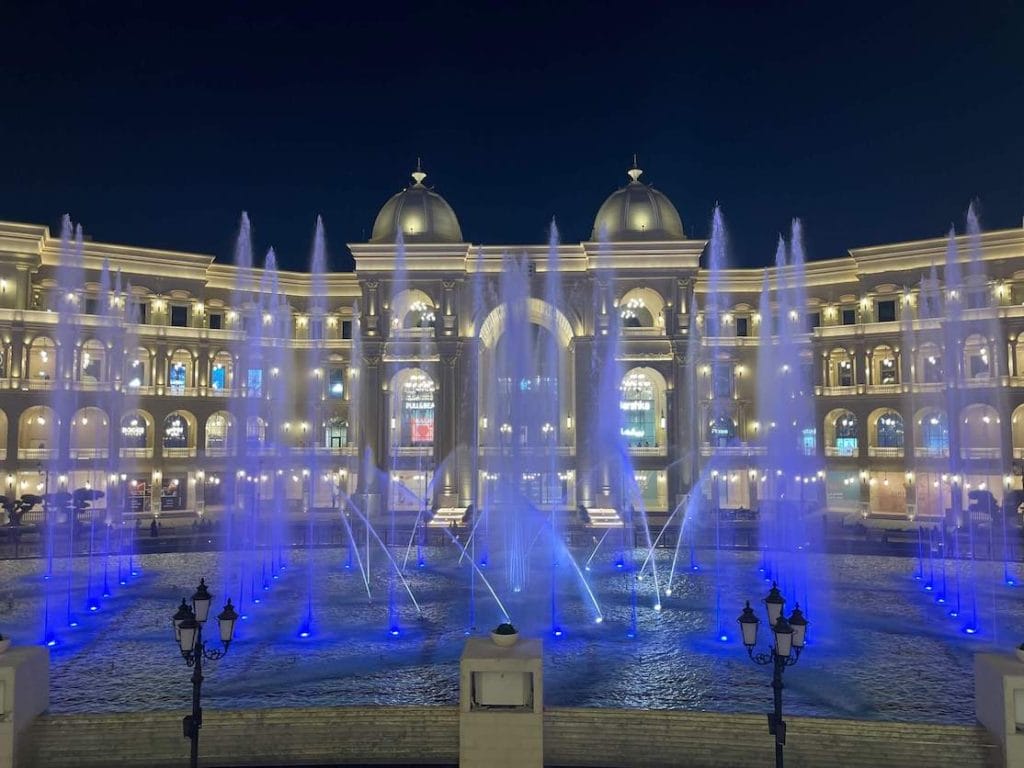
[163,412,190,449]
[210,352,233,390]
[405,299,436,329]
[80,340,106,382]
[127,348,149,388]
[246,416,268,448]
[872,346,898,385]
[120,412,149,449]
[169,350,192,392]
[392,290,437,331]
[28,337,56,381]
[206,412,232,452]
[961,403,1001,458]
[963,334,991,379]
[325,417,348,448]
[827,410,858,456]
[70,407,109,456]
[618,287,665,331]
[829,349,854,387]
[874,411,904,449]
[917,408,948,456]
[19,406,57,450]
[917,343,943,384]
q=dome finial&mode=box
[411,157,427,186]
[627,154,643,183]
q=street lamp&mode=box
[738,582,809,768]
[171,578,239,768]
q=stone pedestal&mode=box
[0,646,49,768]
[459,637,542,768]
[975,652,1024,767]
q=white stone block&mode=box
[0,646,49,768]
[460,637,542,768]
[975,652,1024,767]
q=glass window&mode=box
[163,413,189,448]
[131,302,147,324]
[807,312,821,330]
[923,352,943,383]
[876,412,904,448]
[878,354,898,384]
[328,368,345,398]
[841,308,856,325]
[921,412,949,453]
[247,368,263,397]
[711,365,732,398]
[399,371,435,445]
[838,358,854,387]
[120,414,148,448]
[206,414,230,449]
[310,319,324,341]
[208,313,222,330]
[801,427,817,456]
[620,371,656,447]
[835,413,858,455]
[342,320,353,340]
[169,360,187,392]
[127,357,145,388]
[325,418,348,448]
[877,300,896,323]
[736,317,749,337]
[709,415,736,447]
[170,305,188,327]
[210,364,226,390]
[84,297,99,315]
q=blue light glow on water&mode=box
[4,546,1016,725]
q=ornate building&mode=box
[1,164,1023,523]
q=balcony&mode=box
[699,444,768,457]
[163,447,197,459]
[868,447,903,458]
[478,446,575,457]
[819,385,859,397]
[203,447,233,458]
[914,446,949,459]
[865,383,901,395]
[120,447,152,459]
[628,446,668,457]
[69,448,109,460]
[393,446,434,458]
[18,448,57,460]
[960,447,1002,460]
[825,446,859,458]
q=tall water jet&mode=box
[698,204,734,640]
[543,219,564,635]
[301,217,328,637]
[226,212,254,616]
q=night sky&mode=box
[1,1,1022,273]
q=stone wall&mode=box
[24,706,1000,768]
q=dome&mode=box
[370,165,463,244]
[592,163,685,241]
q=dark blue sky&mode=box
[1,1,1022,272]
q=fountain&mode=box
[5,193,1022,727]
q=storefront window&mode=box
[620,370,655,447]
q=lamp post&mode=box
[738,582,809,768]
[172,578,239,768]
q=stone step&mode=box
[23,706,1000,768]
